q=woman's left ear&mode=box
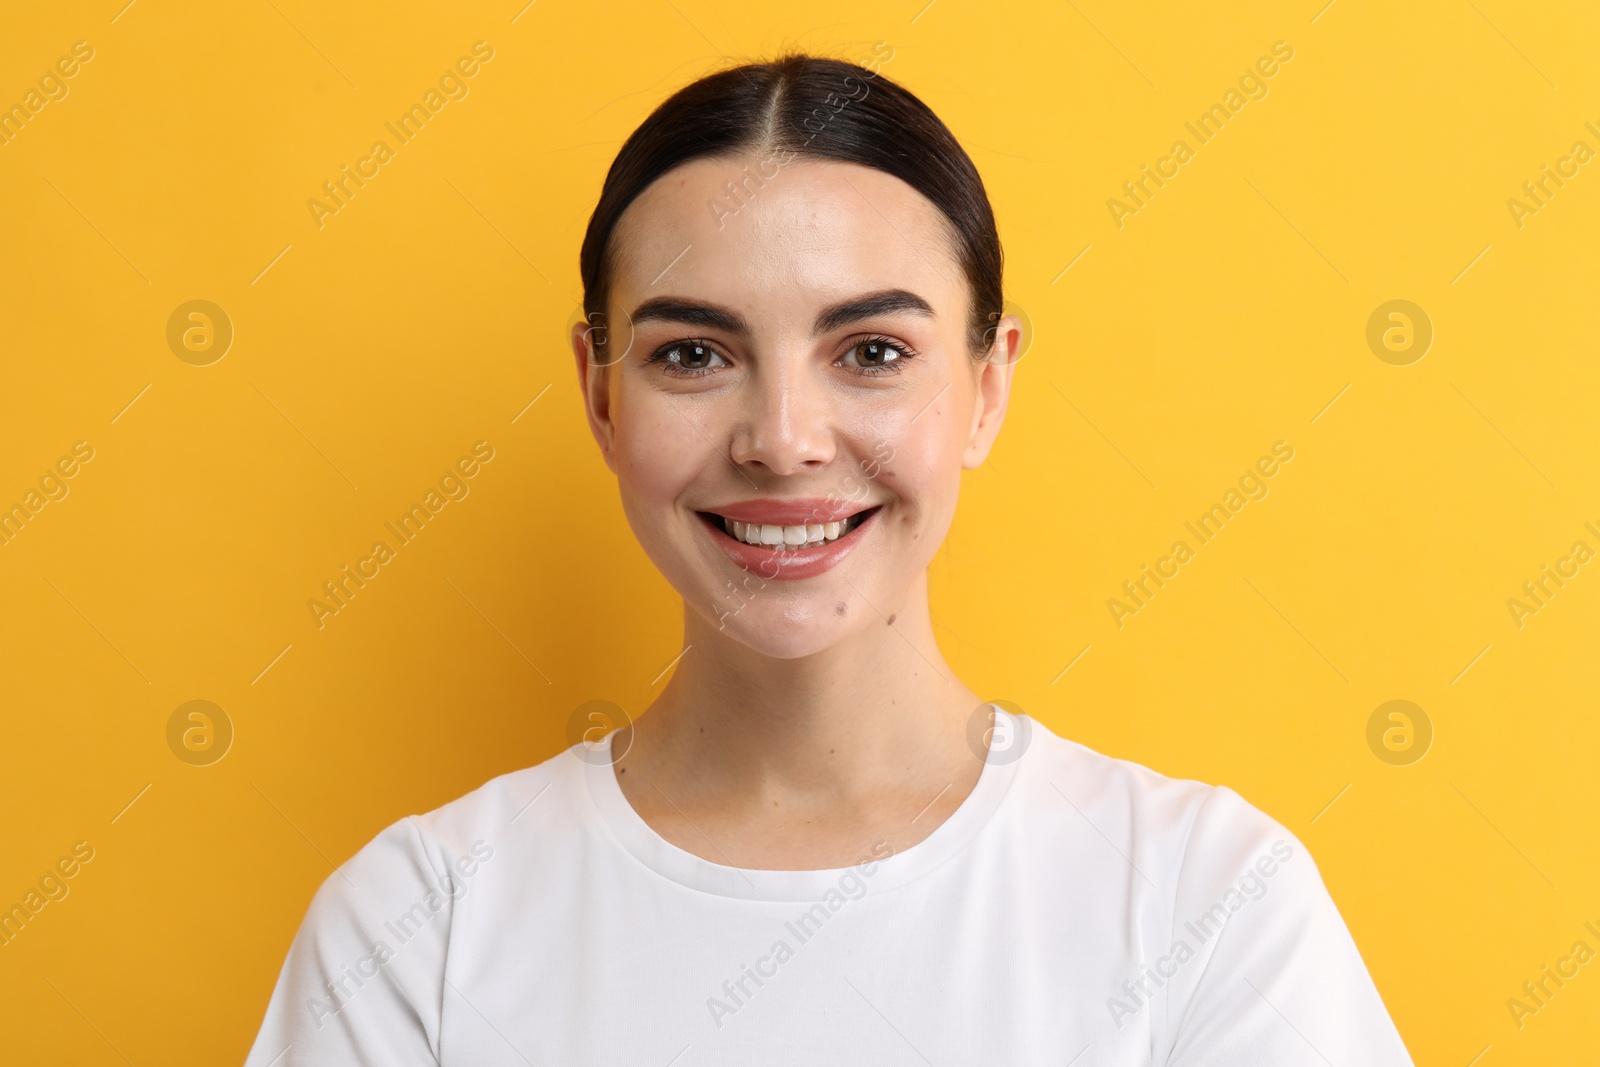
[962,313,1021,469]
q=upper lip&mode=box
[700,498,876,525]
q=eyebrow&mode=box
[628,288,935,338]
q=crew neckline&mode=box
[579,705,1025,901]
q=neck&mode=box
[626,571,983,803]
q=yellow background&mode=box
[2,0,1596,1061]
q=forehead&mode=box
[608,155,966,323]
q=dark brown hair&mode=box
[578,51,1003,357]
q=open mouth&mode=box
[697,506,879,551]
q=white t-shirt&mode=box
[244,708,1414,1065]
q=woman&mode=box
[245,53,1413,1065]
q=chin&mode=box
[694,588,875,660]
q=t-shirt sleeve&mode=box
[242,816,454,1067]
[1161,786,1414,1066]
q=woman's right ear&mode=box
[571,319,618,473]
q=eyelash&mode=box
[846,335,919,376]
[642,335,920,378]
[642,339,724,378]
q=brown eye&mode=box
[652,341,727,373]
[840,338,908,371]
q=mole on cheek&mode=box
[836,603,847,616]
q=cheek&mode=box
[610,396,719,541]
[615,427,675,495]
[873,410,966,529]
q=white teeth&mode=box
[716,514,861,550]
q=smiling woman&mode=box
[244,53,1415,1065]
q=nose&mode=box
[728,360,836,476]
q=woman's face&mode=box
[573,154,1016,660]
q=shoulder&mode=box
[282,745,587,974]
[1013,714,1301,888]
[244,747,586,1061]
[407,744,586,859]
[1012,717,1411,1062]
[328,742,585,905]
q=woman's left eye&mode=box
[838,337,914,373]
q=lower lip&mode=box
[700,509,877,581]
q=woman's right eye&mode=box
[647,341,727,375]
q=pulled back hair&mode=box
[578,50,1004,357]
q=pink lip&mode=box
[699,506,878,581]
[706,497,874,526]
